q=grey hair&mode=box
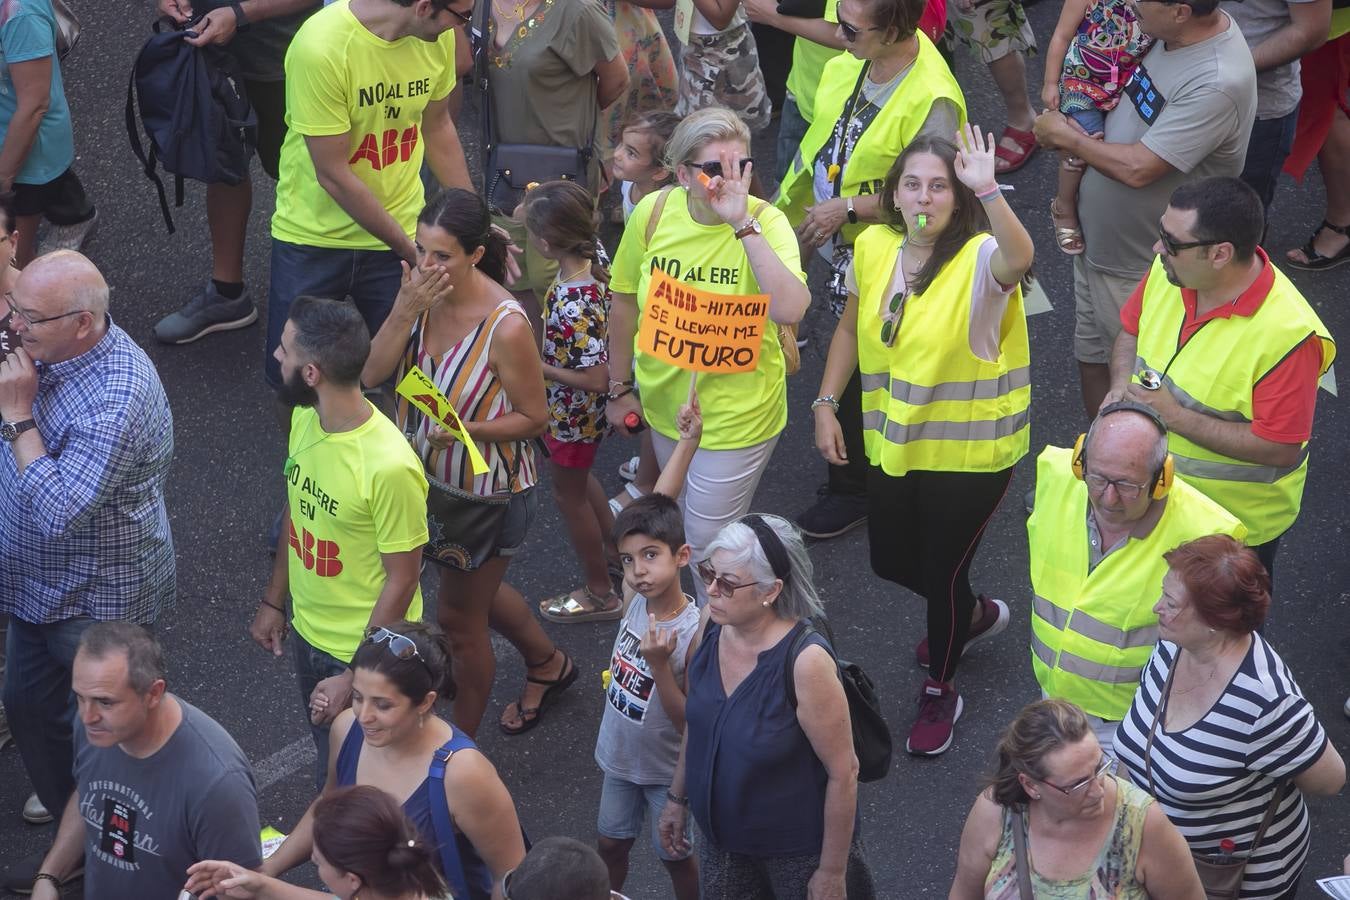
[703,515,824,621]
[662,107,752,173]
[77,622,166,695]
[1084,408,1168,477]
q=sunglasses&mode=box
[878,289,909,348]
[837,15,884,42]
[695,560,762,595]
[363,626,434,678]
[5,292,84,328]
[1039,756,1117,796]
[1157,226,1219,257]
[434,0,474,24]
[684,158,753,179]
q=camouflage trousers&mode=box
[676,14,773,134]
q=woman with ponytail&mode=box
[522,180,625,625]
[186,785,449,900]
[363,189,576,741]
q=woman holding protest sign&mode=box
[813,127,1033,756]
[364,188,576,740]
[606,107,810,601]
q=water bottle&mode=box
[1211,838,1238,865]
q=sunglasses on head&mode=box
[363,626,434,677]
[684,158,753,179]
[837,15,884,42]
[1157,225,1219,257]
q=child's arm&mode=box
[652,385,702,499]
[542,363,609,392]
[692,0,741,32]
[542,283,611,393]
[1042,0,1092,110]
[641,614,688,731]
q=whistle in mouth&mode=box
[915,213,928,230]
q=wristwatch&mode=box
[846,197,858,225]
[228,0,251,32]
[733,217,762,240]
[0,418,36,442]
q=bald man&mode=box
[1026,401,1244,754]
[0,251,174,852]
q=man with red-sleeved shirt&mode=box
[1104,177,1335,575]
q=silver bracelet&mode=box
[811,395,840,413]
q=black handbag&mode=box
[775,0,826,19]
[423,472,513,571]
[785,617,893,782]
[474,1,595,215]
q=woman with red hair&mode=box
[1113,535,1345,900]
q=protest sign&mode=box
[637,268,769,374]
[395,368,489,476]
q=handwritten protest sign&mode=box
[395,368,489,476]
[638,268,770,374]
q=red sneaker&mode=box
[906,678,963,756]
[915,595,1010,667]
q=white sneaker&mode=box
[22,792,52,825]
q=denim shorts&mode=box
[496,487,539,558]
[597,774,693,861]
[1065,106,1106,136]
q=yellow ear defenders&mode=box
[1071,400,1174,500]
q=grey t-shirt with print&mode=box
[1079,13,1256,279]
[1221,0,1317,119]
[75,696,261,898]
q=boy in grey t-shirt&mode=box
[594,401,703,900]
[21,623,260,899]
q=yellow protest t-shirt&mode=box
[610,189,805,450]
[286,403,429,663]
[271,0,456,249]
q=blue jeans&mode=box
[291,626,350,790]
[776,93,810,184]
[1240,109,1299,218]
[265,239,404,386]
[2,615,97,815]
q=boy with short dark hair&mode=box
[593,395,702,900]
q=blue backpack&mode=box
[124,21,256,233]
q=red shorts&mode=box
[543,433,601,469]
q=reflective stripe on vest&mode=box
[1133,255,1335,544]
[775,33,965,246]
[854,229,1030,477]
[1026,446,1246,720]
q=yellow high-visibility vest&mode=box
[1134,256,1335,544]
[855,227,1029,476]
[1028,446,1247,720]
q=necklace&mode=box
[493,0,528,20]
[557,261,592,283]
[283,409,366,479]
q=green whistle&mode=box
[915,213,928,230]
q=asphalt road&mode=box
[2,2,1349,897]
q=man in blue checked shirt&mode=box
[0,250,174,871]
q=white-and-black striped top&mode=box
[1113,636,1327,899]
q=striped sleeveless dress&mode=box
[394,299,538,496]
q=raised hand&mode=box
[676,387,702,443]
[953,123,999,196]
[706,147,752,228]
[394,260,454,317]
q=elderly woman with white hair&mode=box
[604,108,810,606]
[657,514,874,900]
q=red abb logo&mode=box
[289,523,344,577]
[348,125,419,171]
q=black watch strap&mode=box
[229,0,251,32]
[1,418,36,441]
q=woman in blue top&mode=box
[657,515,874,900]
[260,621,526,900]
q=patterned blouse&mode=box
[1059,0,1154,114]
[543,276,610,443]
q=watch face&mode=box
[0,422,15,442]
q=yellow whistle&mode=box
[602,670,612,691]
[827,163,841,182]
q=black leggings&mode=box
[865,466,1014,683]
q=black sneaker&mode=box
[795,488,868,540]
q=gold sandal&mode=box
[538,586,624,623]
[1050,200,1085,256]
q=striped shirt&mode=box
[1113,636,1326,899]
[0,319,175,624]
[394,300,538,495]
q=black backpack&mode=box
[785,617,893,783]
[125,21,256,233]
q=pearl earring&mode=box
[761,600,771,607]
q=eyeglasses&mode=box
[362,626,434,678]
[1039,756,1117,796]
[878,289,909,348]
[837,15,884,42]
[695,560,762,595]
[684,158,753,179]
[1083,471,1151,502]
[432,0,473,24]
[4,292,84,328]
[1157,226,1219,257]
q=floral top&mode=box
[1059,0,1154,114]
[544,276,610,443]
